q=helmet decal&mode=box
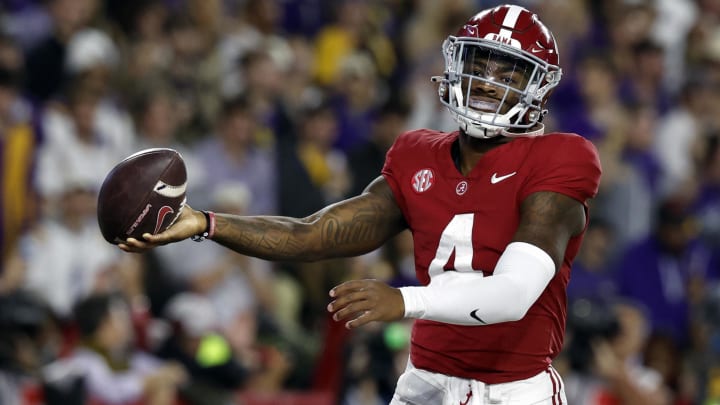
[487,4,524,48]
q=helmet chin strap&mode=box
[458,114,545,139]
[455,101,534,139]
[501,123,545,137]
[461,120,503,138]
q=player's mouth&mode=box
[467,98,500,113]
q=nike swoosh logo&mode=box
[154,206,174,234]
[469,309,487,324]
[490,171,517,184]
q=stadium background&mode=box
[0,0,718,404]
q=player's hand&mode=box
[119,205,206,253]
[327,279,405,329]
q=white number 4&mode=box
[428,214,482,278]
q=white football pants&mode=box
[390,359,567,405]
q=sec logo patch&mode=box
[412,169,434,193]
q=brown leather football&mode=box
[97,148,187,244]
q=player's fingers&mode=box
[330,299,373,322]
[118,237,159,253]
[118,243,144,253]
[329,279,371,298]
[327,290,368,313]
[125,237,157,249]
[142,232,174,244]
[345,310,377,329]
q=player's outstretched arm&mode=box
[120,176,407,261]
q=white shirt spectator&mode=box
[156,240,272,324]
[49,348,163,405]
[653,106,699,196]
[35,102,134,199]
[21,219,122,317]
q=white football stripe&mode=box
[154,180,187,198]
[502,5,523,28]
[498,5,523,38]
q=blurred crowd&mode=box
[0,0,718,404]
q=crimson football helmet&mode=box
[434,4,562,138]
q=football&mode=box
[97,148,187,244]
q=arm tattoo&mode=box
[320,209,382,249]
[211,177,407,262]
[513,191,586,270]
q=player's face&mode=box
[460,47,533,114]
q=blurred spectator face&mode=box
[658,222,693,255]
[684,82,716,118]
[141,94,178,142]
[337,53,378,109]
[609,4,655,49]
[625,105,657,151]
[188,0,222,33]
[337,0,369,31]
[220,109,256,147]
[288,37,315,79]
[78,67,113,97]
[60,187,97,226]
[245,52,283,97]
[170,22,206,59]
[70,93,98,141]
[578,57,616,103]
[635,44,665,81]
[49,0,97,38]
[577,221,614,271]
[0,83,17,120]
[245,0,282,32]
[97,301,133,352]
[302,108,338,148]
[0,38,23,71]
[656,203,697,255]
[135,3,168,40]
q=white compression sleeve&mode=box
[399,242,555,325]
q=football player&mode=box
[122,4,601,404]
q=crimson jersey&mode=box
[382,129,601,383]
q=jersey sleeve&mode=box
[520,135,602,205]
[381,131,413,215]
